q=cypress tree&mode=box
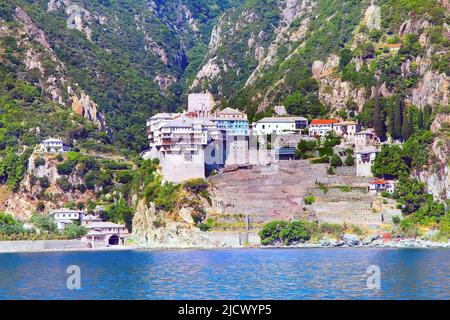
[393,94,404,140]
[388,104,396,138]
[373,93,387,142]
[417,109,424,130]
[423,105,432,130]
[402,109,414,140]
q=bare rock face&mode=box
[191,58,221,88]
[312,60,324,78]
[154,75,176,92]
[70,89,108,131]
[414,115,450,201]
[15,7,54,53]
[411,71,449,108]
[246,0,313,87]
[319,78,368,112]
[47,0,93,40]
[364,4,381,30]
[1,152,96,219]
[131,200,222,248]
[440,0,450,11]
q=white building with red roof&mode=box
[368,179,396,194]
[308,119,338,137]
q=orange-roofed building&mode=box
[309,119,338,137]
[385,43,401,53]
[368,179,396,194]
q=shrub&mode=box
[392,216,401,225]
[304,195,316,205]
[57,177,72,192]
[338,186,352,192]
[36,202,45,212]
[316,182,329,194]
[259,221,289,245]
[327,166,335,175]
[311,156,330,164]
[198,223,210,232]
[330,154,343,167]
[115,171,134,184]
[0,212,26,235]
[344,154,354,166]
[29,213,57,233]
[57,159,77,175]
[63,223,87,239]
[319,223,344,237]
[34,157,45,167]
[439,214,450,238]
[184,178,209,193]
[103,160,130,170]
[399,218,419,238]
[280,221,311,245]
[39,176,50,189]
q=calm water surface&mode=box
[0,248,449,299]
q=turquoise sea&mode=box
[0,248,449,299]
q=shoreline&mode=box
[1,239,449,254]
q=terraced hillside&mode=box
[208,161,401,228]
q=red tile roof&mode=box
[370,179,387,185]
[386,43,401,48]
[311,119,338,125]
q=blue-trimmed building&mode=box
[212,107,249,136]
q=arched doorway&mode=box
[108,235,119,246]
[87,242,93,249]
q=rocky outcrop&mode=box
[364,3,381,30]
[154,75,176,92]
[131,199,223,248]
[1,152,95,219]
[47,0,93,40]
[70,89,108,131]
[315,55,369,111]
[191,57,222,88]
[413,114,450,201]
[245,0,313,87]
[410,71,449,108]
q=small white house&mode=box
[356,147,380,177]
[332,121,362,137]
[308,119,338,137]
[83,222,129,247]
[355,129,380,149]
[253,117,308,136]
[274,105,288,116]
[369,179,396,194]
[51,209,84,230]
[39,138,70,153]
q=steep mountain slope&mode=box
[191,0,449,121]
[2,0,242,151]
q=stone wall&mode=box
[0,240,86,253]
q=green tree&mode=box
[29,214,57,233]
[259,221,289,245]
[63,223,87,239]
[280,221,311,245]
[373,93,387,142]
[372,145,409,179]
[105,199,134,232]
[344,154,354,166]
[330,154,343,167]
[401,109,414,140]
[393,177,430,215]
[339,48,353,69]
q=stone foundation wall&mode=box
[0,240,86,253]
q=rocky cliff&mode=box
[132,199,222,248]
[414,113,450,201]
